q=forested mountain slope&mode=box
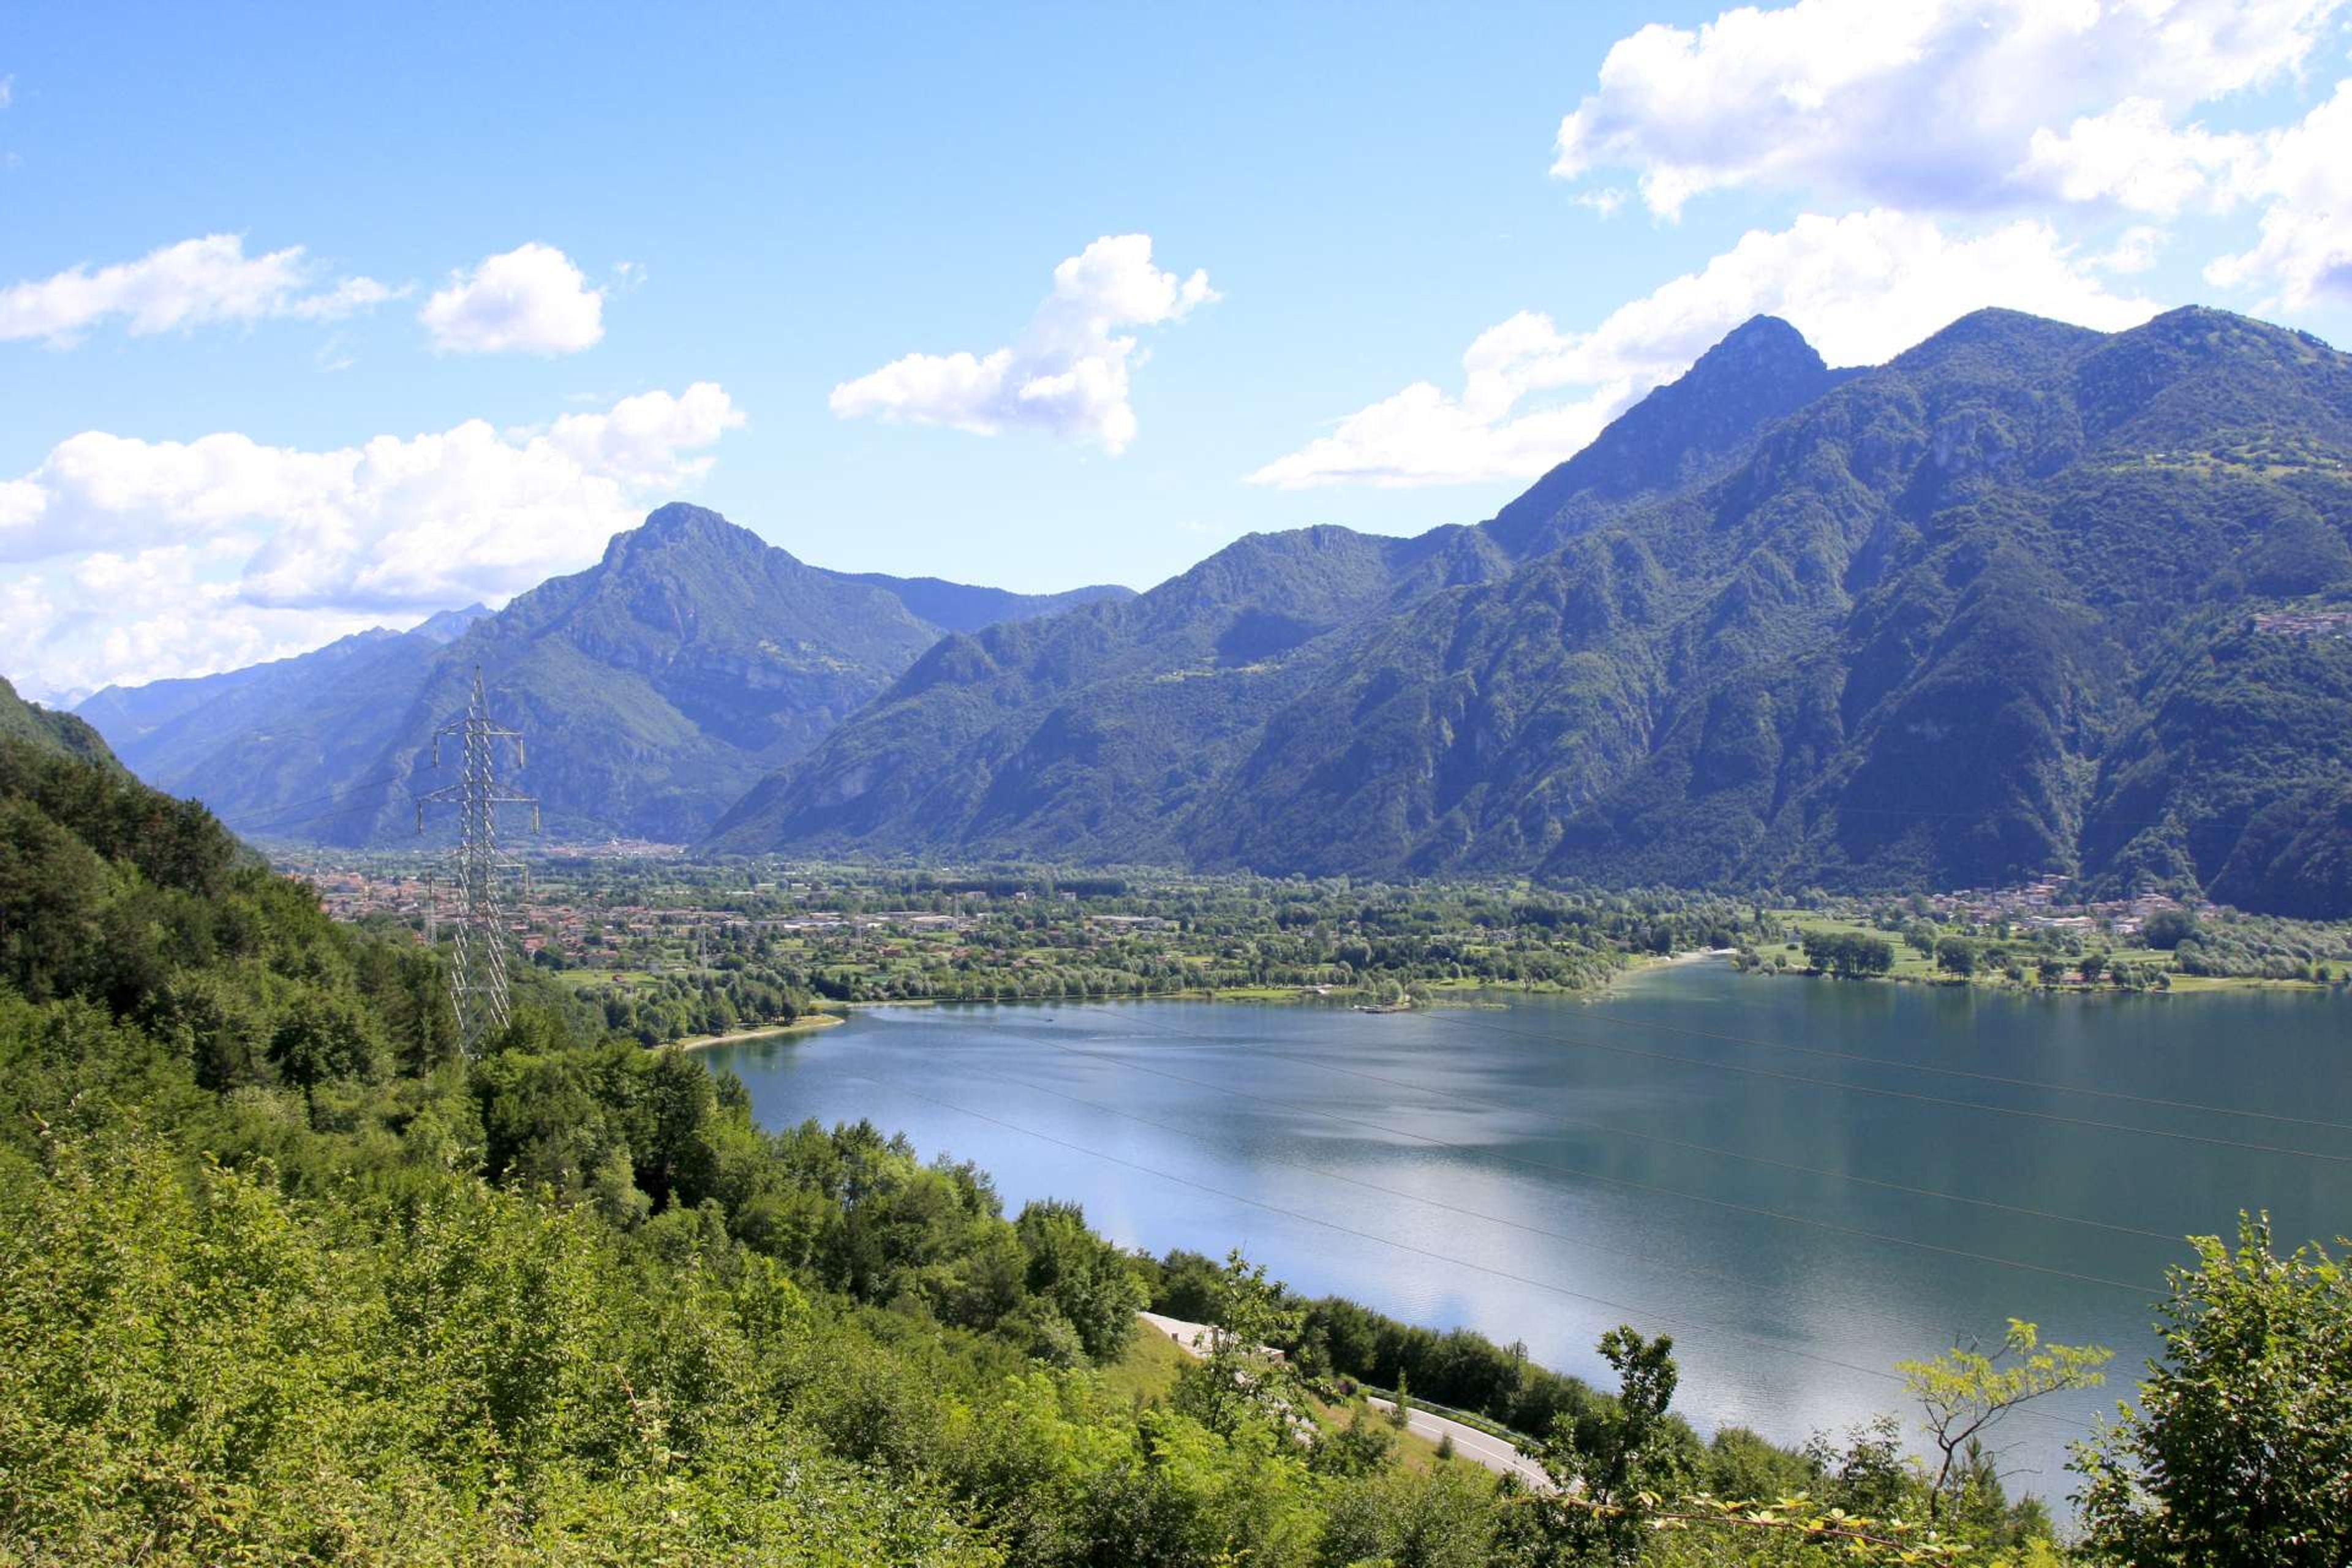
[705,318,1831,859]
[0,674,117,767]
[76,505,1133,845]
[717,307,2352,916]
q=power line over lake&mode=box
[706,962,2352,1493]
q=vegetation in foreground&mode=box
[4,730,2350,1564]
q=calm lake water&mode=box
[706,963,2351,1495]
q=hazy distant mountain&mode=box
[78,609,494,798]
[713,306,2352,918]
[77,507,1134,845]
[837,573,1132,632]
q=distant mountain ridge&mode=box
[77,608,493,785]
[76,506,1134,845]
[713,306,2352,918]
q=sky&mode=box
[4,0,2351,701]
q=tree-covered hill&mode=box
[74,505,1134,847]
[0,673,118,767]
[715,307,2352,917]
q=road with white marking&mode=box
[1136,1311,1552,1489]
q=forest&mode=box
[4,729,2348,1566]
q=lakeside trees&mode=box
[1801,929,1896,977]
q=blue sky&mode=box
[4,0,2351,699]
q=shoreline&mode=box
[665,1012,846,1052]
[1735,962,2332,997]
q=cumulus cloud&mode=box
[2015,98,2260,216]
[420,242,606,355]
[0,235,398,347]
[1248,209,2158,489]
[830,233,1216,454]
[1552,0,2343,219]
[0,384,744,698]
[2095,225,2171,274]
[2204,80,2352,306]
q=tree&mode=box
[0,797,105,1001]
[267,986,381,1087]
[1803,930,1895,978]
[1934,936,1979,976]
[1172,1249,1302,1438]
[2140,908,2197,949]
[2073,1214,2352,1566]
[1898,1319,2109,1521]
[1014,1198,1146,1362]
[1536,1325,1689,1564]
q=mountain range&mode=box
[710,306,2352,918]
[62,304,2352,916]
[74,510,1130,845]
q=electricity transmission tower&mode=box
[417,668,540,1053]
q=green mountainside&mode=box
[0,674,119,768]
[714,307,2352,916]
[75,505,1134,846]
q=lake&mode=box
[703,962,2351,1496]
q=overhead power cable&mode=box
[972,1021,2157,1294]
[853,1068,2095,1434]
[1072,1003,2182,1243]
[931,1049,1967,1347]
[219,768,416,835]
[1588,983,2352,1134]
[1427,1008,2352,1166]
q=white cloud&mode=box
[1553,0,2345,219]
[1249,209,2158,489]
[420,242,605,355]
[0,75,13,110]
[0,235,397,347]
[830,233,1216,454]
[2015,97,2260,216]
[2095,224,2171,274]
[2204,79,2352,306]
[0,384,744,698]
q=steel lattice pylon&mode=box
[417,667,540,1053]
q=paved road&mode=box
[1360,1392,1553,1488]
[1136,1312,1551,1488]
